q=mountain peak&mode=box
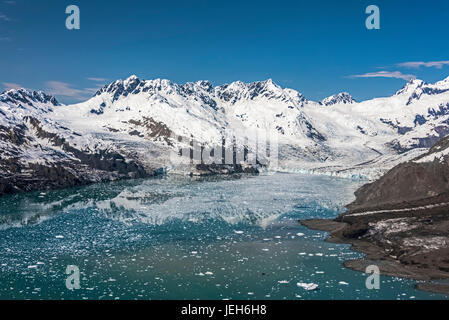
[0,88,59,106]
[258,78,279,89]
[125,74,139,81]
[321,92,355,106]
[395,78,425,96]
[124,74,140,85]
[214,79,291,104]
[248,79,282,93]
[95,75,144,99]
[195,80,212,87]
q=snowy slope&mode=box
[0,88,162,195]
[321,92,355,106]
[53,75,449,175]
[2,75,449,194]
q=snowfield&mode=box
[2,75,449,191]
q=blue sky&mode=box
[1,0,449,104]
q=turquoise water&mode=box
[0,173,446,300]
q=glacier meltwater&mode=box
[0,173,446,300]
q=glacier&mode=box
[2,75,449,194]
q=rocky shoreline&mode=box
[301,136,449,296]
[301,208,449,295]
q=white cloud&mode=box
[45,81,98,101]
[397,60,449,69]
[84,87,101,95]
[349,71,416,81]
[0,36,10,41]
[0,12,11,21]
[87,77,108,82]
[46,81,84,98]
[3,1,16,5]
[2,82,22,90]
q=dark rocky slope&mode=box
[0,90,160,196]
[347,136,449,214]
[0,116,155,196]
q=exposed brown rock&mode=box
[301,135,449,296]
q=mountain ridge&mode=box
[3,75,449,195]
[5,74,448,109]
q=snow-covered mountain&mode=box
[321,92,355,106]
[3,75,449,194]
[0,87,155,195]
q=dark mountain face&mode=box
[0,115,153,196]
[95,76,143,102]
[0,89,59,107]
[347,135,449,213]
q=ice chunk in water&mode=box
[297,282,318,291]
